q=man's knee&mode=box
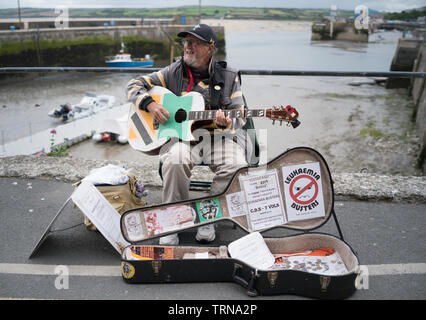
[160,141,191,166]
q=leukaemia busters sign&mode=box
[282,162,326,222]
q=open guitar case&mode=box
[119,147,360,299]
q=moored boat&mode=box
[105,53,154,68]
[48,93,116,121]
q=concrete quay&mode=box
[0,155,425,204]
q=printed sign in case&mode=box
[239,169,286,231]
[282,162,325,222]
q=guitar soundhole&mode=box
[175,109,187,123]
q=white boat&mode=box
[48,93,116,121]
[92,112,129,144]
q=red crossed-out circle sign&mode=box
[289,174,319,205]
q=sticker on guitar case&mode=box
[282,162,326,222]
[144,204,197,236]
[226,191,248,218]
[121,262,135,279]
[195,198,222,222]
[124,212,146,241]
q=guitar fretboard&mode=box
[188,109,266,121]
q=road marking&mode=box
[0,263,121,277]
[366,263,426,276]
[0,262,425,277]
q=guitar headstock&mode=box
[266,105,301,128]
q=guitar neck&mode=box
[188,109,266,121]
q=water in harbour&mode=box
[215,19,401,71]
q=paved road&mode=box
[0,177,425,302]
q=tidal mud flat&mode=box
[241,75,420,176]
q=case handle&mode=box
[232,263,258,297]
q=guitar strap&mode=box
[209,61,259,165]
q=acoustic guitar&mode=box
[127,86,300,154]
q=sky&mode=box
[0,0,424,12]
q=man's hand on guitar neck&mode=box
[215,109,232,128]
[147,102,170,124]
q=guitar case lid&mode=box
[120,147,340,244]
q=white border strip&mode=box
[0,263,121,277]
[366,263,426,276]
[1,263,426,277]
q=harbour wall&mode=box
[0,25,225,67]
[0,17,183,31]
[387,38,423,88]
[311,21,368,42]
[411,43,426,174]
[378,37,425,174]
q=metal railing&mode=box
[1,67,426,78]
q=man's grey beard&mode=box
[184,55,203,69]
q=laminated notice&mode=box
[239,169,286,231]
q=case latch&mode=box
[320,276,331,292]
[232,263,258,297]
[152,260,162,275]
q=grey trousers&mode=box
[159,137,247,203]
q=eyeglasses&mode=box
[181,38,208,47]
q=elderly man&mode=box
[126,24,252,245]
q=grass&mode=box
[360,122,385,139]
[360,127,385,139]
[347,105,361,123]
[0,6,357,21]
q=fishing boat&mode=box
[105,53,154,68]
[105,42,154,68]
[48,93,116,121]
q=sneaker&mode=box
[159,233,179,245]
[196,224,215,243]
